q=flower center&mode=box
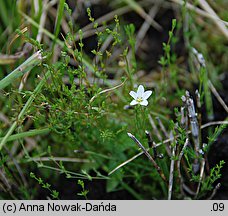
[136,97,143,103]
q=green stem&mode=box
[19,11,127,103]
[0,70,51,150]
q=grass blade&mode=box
[52,0,65,51]
[0,51,42,90]
[0,69,50,150]
[0,128,50,143]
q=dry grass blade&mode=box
[135,3,161,51]
[0,168,11,190]
[8,27,28,52]
[123,0,162,31]
[170,0,228,27]
[208,80,228,113]
[90,79,126,103]
[198,0,228,39]
[19,1,49,91]
[4,147,27,187]
[36,0,49,43]
[3,35,32,64]
[156,117,169,138]
[11,157,93,164]
[148,114,162,141]
[0,52,25,65]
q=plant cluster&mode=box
[0,0,227,199]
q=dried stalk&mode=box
[108,121,228,175]
[195,158,205,198]
[156,117,169,138]
[208,80,228,113]
[18,157,93,164]
[127,132,168,184]
[156,117,172,156]
[19,0,50,91]
[4,147,27,187]
[198,0,228,39]
[123,0,162,31]
[182,91,200,173]
[170,0,228,27]
[145,130,163,159]
[207,183,221,200]
[177,138,189,195]
[145,130,153,149]
[148,114,162,141]
[135,3,161,51]
[180,107,187,128]
[168,132,177,200]
[0,168,11,191]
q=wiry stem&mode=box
[0,69,50,150]
[108,121,228,176]
[195,158,205,199]
[168,132,177,200]
[127,132,168,184]
[180,107,187,128]
[145,130,163,159]
[156,117,171,156]
[208,80,228,113]
[148,114,162,141]
[207,183,221,200]
[156,117,169,138]
[177,138,189,195]
[182,91,200,173]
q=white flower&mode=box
[199,149,204,155]
[129,85,152,106]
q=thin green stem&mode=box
[0,70,50,150]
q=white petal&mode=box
[140,100,148,106]
[130,100,138,106]
[142,90,152,100]
[137,85,144,97]
[129,91,137,100]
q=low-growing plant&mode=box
[0,0,227,200]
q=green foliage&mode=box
[77,180,89,199]
[30,172,59,199]
[207,124,227,151]
[158,18,179,94]
[124,24,136,74]
[200,161,225,197]
[0,0,227,201]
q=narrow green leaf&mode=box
[52,0,66,50]
[0,128,50,142]
[0,70,51,150]
[0,51,42,90]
